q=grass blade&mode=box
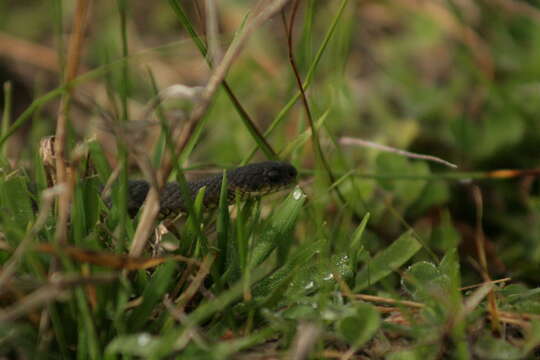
[354,230,421,291]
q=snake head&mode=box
[230,161,298,196]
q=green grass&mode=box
[2,0,540,359]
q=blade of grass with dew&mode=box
[248,187,306,269]
[108,268,268,358]
[252,239,323,299]
[354,229,421,292]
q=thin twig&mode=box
[53,0,91,245]
[472,185,500,334]
[289,322,321,360]
[460,277,511,291]
[163,296,209,350]
[340,137,458,169]
[175,252,216,312]
[490,0,540,23]
[281,2,353,212]
[0,273,117,324]
[0,32,60,72]
[352,293,425,309]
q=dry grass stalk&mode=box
[129,0,292,257]
[53,0,92,245]
[175,252,216,312]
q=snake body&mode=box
[125,161,297,218]
[37,138,297,218]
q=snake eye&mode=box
[288,167,297,178]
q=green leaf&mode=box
[375,154,429,209]
[401,261,450,302]
[354,230,421,291]
[88,140,111,183]
[127,261,178,330]
[285,252,352,298]
[430,210,460,252]
[0,176,35,235]
[106,333,163,358]
[248,187,306,269]
[439,248,461,290]
[215,170,230,276]
[523,320,540,356]
[252,240,322,299]
[350,212,370,269]
[474,334,522,360]
[337,302,380,347]
[280,108,330,157]
[386,350,423,360]
[409,181,449,217]
[476,114,525,160]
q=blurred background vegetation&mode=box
[2,0,540,358]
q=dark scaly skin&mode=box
[125,161,297,218]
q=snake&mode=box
[124,161,298,219]
[38,137,297,218]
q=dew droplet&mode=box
[323,273,334,281]
[137,333,152,346]
[292,187,305,200]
